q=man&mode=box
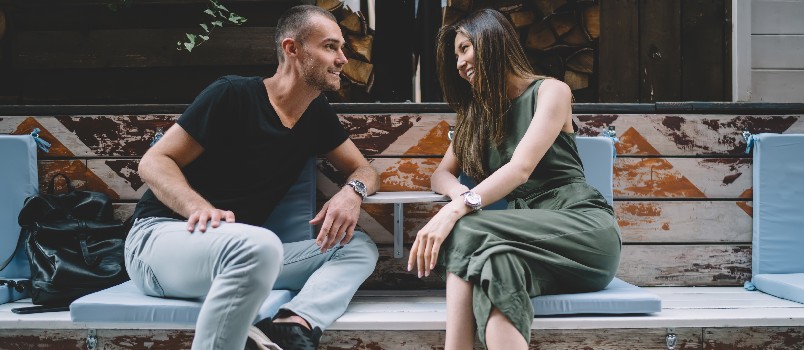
[126,5,380,350]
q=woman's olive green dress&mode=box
[436,79,622,346]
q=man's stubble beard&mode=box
[302,56,340,92]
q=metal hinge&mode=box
[665,328,677,350]
[86,329,98,350]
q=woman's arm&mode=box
[469,79,573,207]
[430,144,470,201]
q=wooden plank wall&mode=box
[599,0,729,102]
[0,1,734,105]
[3,112,804,288]
[0,0,303,104]
[750,0,804,103]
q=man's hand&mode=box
[187,208,236,232]
[310,186,362,252]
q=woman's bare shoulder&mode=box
[536,78,572,99]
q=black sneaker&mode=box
[244,325,281,350]
[255,318,322,350]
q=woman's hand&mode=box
[408,200,470,278]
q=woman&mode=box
[407,9,622,349]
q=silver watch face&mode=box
[348,180,367,198]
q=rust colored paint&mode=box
[13,117,75,157]
[615,127,661,155]
[379,159,440,191]
[619,202,662,217]
[661,223,670,230]
[736,189,753,217]
[404,120,451,156]
[616,202,662,229]
[615,158,707,198]
[57,115,177,157]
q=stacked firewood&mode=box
[0,10,6,42]
[443,0,599,93]
[317,0,375,102]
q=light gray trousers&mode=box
[125,217,379,350]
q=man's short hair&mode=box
[275,5,337,63]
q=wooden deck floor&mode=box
[1,287,803,349]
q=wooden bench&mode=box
[1,102,804,349]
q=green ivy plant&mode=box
[178,0,247,52]
[105,0,247,53]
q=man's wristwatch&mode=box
[345,180,368,200]
[460,190,482,211]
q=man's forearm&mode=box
[139,154,213,218]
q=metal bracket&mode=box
[150,127,165,147]
[86,329,98,350]
[394,203,403,258]
[665,328,677,350]
[742,129,755,154]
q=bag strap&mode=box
[47,173,75,195]
[77,222,99,266]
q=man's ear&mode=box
[281,38,298,58]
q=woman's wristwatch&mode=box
[460,190,482,211]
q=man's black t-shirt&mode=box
[131,76,348,226]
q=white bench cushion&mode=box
[750,134,804,304]
[70,281,293,323]
[70,157,318,322]
[752,274,804,305]
[751,134,804,276]
[532,277,661,315]
[0,135,38,304]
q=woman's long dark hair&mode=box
[436,9,546,181]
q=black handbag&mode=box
[16,174,129,307]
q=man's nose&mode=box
[337,48,348,65]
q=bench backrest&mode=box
[751,134,804,275]
[0,135,38,279]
